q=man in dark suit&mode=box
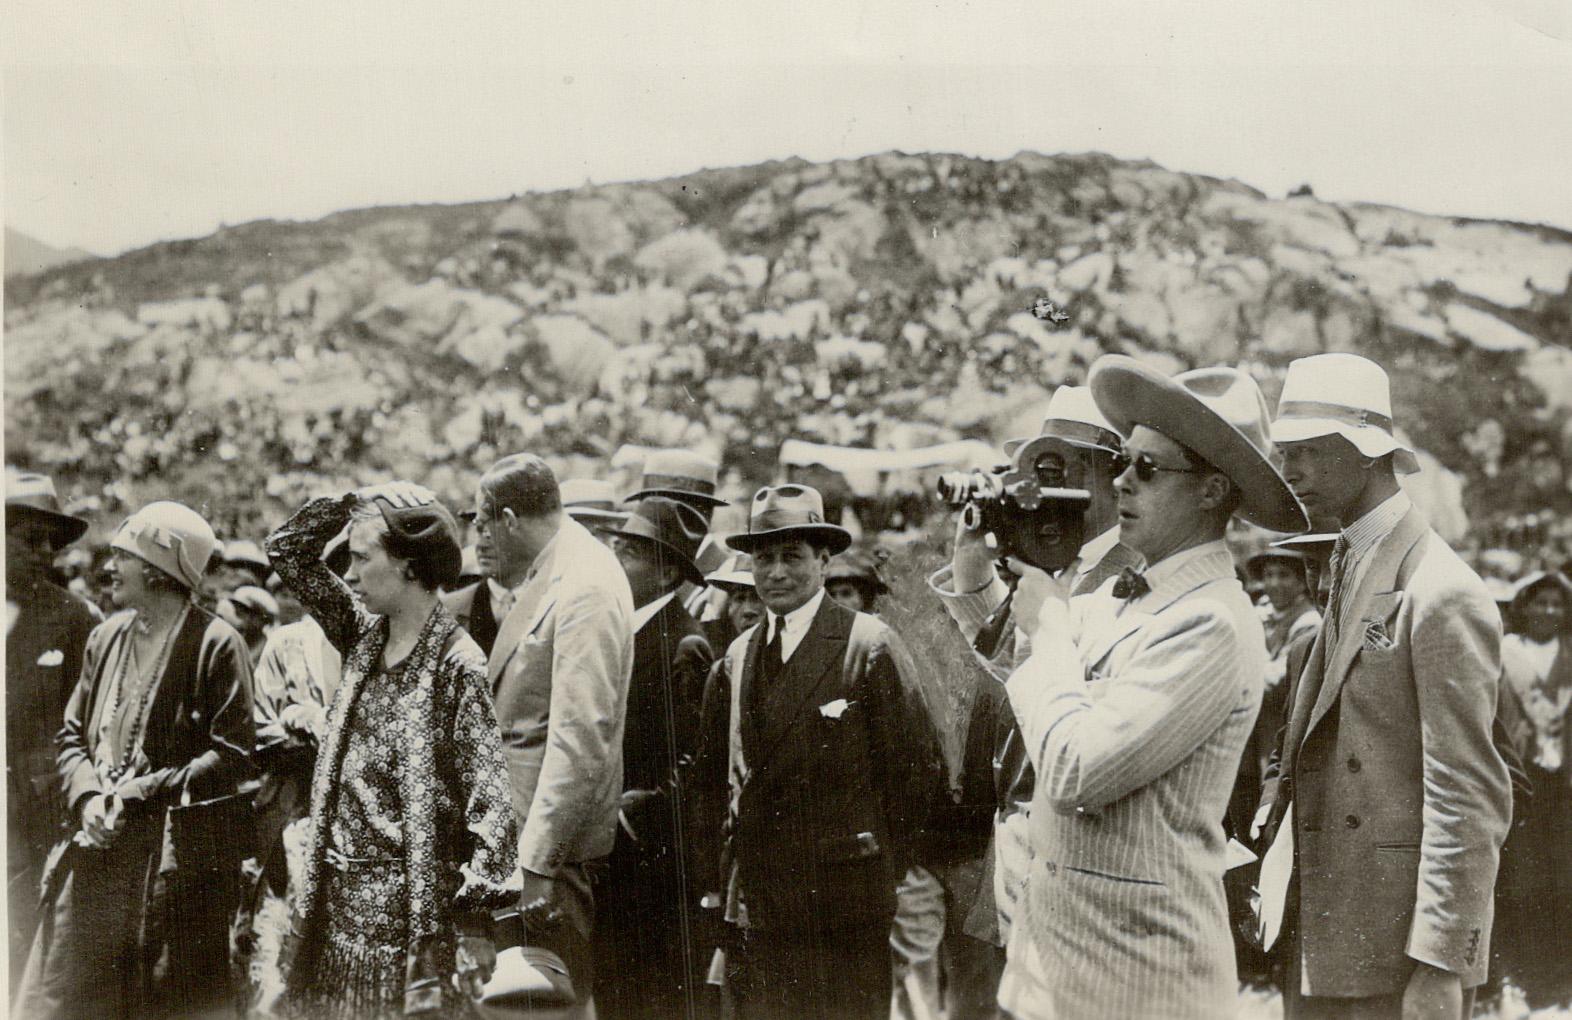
[624,450,733,618]
[693,484,945,1020]
[5,469,98,983]
[595,497,716,1020]
[442,515,506,655]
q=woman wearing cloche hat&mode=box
[17,500,255,1019]
[266,483,519,1018]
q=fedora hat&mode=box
[626,450,730,509]
[1002,385,1122,457]
[1270,353,1420,474]
[111,501,218,591]
[603,496,708,586]
[6,468,89,548]
[1089,356,1308,534]
[559,478,629,527]
[705,553,755,593]
[726,484,852,555]
[1245,546,1310,580]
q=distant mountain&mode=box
[4,151,1570,553]
[4,227,96,278]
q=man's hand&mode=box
[951,508,998,593]
[355,481,436,510]
[1003,556,1078,640]
[453,935,497,1000]
[519,868,566,932]
[77,793,121,850]
[1401,962,1461,1020]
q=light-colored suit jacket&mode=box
[1003,540,1261,1020]
[1267,508,1510,995]
[489,516,635,875]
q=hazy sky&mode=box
[5,0,1570,257]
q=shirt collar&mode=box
[1080,524,1121,567]
[766,588,825,643]
[487,578,512,606]
[1342,490,1412,561]
[632,591,677,633]
[1134,539,1237,608]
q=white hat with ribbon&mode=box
[1269,353,1420,474]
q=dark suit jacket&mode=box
[694,596,945,933]
[442,580,499,656]
[615,595,714,864]
[6,575,97,876]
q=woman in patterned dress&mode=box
[267,483,518,1019]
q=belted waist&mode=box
[324,846,401,871]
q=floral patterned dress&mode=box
[268,497,518,1019]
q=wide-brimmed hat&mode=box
[1003,385,1122,457]
[222,539,270,572]
[1245,547,1310,580]
[229,584,280,618]
[6,468,90,548]
[1270,532,1339,555]
[603,496,708,587]
[111,501,217,591]
[626,450,730,509]
[1509,570,1572,607]
[1270,353,1420,474]
[1089,356,1308,533]
[726,484,853,555]
[705,554,755,593]
[825,550,891,597]
[560,478,629,527]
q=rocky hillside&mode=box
[6,151,1571,555]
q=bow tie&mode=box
[1111,567,1150,601]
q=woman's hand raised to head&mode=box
[354,481,437,510]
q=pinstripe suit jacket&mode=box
[1003,540,1262,1020]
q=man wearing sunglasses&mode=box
[995,356,1308,1020]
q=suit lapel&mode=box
[752,598,850,769]
[738,623,766,764]
[1300,509,1428,744]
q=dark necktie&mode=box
[1111,566,1150,601]
[1323,537,1350,645]
[762,623,784,678]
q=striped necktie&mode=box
[1323,536,1350,645]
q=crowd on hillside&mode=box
[8,348,1572,1020]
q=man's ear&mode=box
[816,546,833,567]
[1200,472,1233,511]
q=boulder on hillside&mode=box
[528,315,616,393]
[563,197,636,267]
[355,279,522,351]
[634,229,728,291]
[740,300,831,342]
[4,307,146,400]
[277,255,401,330]
[564,286,687,346]
[492,202,546,238]
[1443,304,1539,352]
[137,297,232,334]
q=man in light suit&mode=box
[999,357,1308,1019]
[692,484,946,1020]
[474,453,635,1007]
[1259,353,1511,1019]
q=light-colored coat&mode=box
[1266,508,1510,995]
[489,515,635,875]
[1003,541,1261,1020]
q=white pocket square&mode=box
[36,649,64,667]
[819,698,853,719]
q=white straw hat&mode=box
[1003,385,1122,456]
[1269,353,1420,474]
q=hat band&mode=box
[642,473,716,495]
[1277,400,1394,435]
[751,510,824,533]
[567,500,617,512]
[1041,420,1122,453]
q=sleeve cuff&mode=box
[928,565,1009,643]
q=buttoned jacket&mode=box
[1264,508,1511,994]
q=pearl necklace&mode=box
[105,608,187,784]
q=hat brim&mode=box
[726,524,852,556]
[1001,434,1118,457]
[1270,532,1339,551]
[602,528,707,587]
[566,507,630,525]
[8,503,89,548]
[1246,548,1310,578]
[705,571,756,593]
[1090,358,1308,534]
[1269,418,1420,475]
[626,487,730,509]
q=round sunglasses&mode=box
[1111,449,1204,482]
